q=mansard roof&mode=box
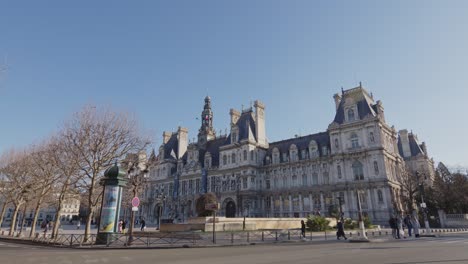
[267,132,330,160]
[397,133,425,158]
[236,110,257,141]
[199,135,230,167]
[333,86,377,124]
[163,133,179,160]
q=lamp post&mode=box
[416,171,431,234]
[126,156,148,244]
[155,192,166,230]
[356,189,368,240]
[336,196,344,223]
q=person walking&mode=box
[118,219,123,233]
[336,220,347,240]
[389,217,397,239]
[404,214,413,237]
[76,220,81,230]
[140,219,146,231]
[122,220,126,234]
[301,220,306,238]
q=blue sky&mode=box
[0,1,467,166]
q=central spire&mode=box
[198,96,215,147]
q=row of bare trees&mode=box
[0,105,151,240]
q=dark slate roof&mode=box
[266,132,330,162]
[397,133,425,158]
[199,136,230,167]
[163,133,179,160]
[236,110,257,141]
[333,87,377,124]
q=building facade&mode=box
[139,86,434,225]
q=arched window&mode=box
[323,172,329,184]
[377,190,384,203]
[337,165,342,179]
[232,132,237,143]
[374,161,379,175]
[223,155,227,165]
[334,138,339,149]
[250,151,254,161]
[243,150,247,161]
[231,153,236,164]
[312,173,319,185]
[348,109,355,121]
[292,175,297,187]
[272,148,280,164]
[352,161,364,180]
[350,133,359,149]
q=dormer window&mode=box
[272,148,280,164]
[232,132,237,143]
[309,140,318,158]
[348,109,355,121]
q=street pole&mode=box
[212,209,216,244]
[337,197,344,223]
[356,190,367,239]
[419,184,431,234]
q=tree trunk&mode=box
[29,196,44,237]
[51,195,66,238]
[0,201,8,229]
[9,204,21,236]
[18,203,28,237]
[84,207,94,242]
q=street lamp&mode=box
[126,159,148,244]
[355,189,368,240]
[155,192,166,230]
[336,196,344,223]
[416,171,431,234]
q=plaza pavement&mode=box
[0,232,467,264]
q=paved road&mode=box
[0,233,467,264]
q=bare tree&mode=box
[398,167,420,212]
[61,105,151,240]
[0,149,34,236]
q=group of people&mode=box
[299,219,348,240]
[389,212,421,239]
[118,219,147,233]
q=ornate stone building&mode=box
[139,86,434,225]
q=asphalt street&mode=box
[0,233,467,264]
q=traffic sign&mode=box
[132,206,139,212]
[132,197,140,207]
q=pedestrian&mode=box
[140,219,146,231]
[336,220,347,240]
[76,220,81,230]
[411,212,421,238]
[301,220,306,238]
[397,214,404,239]
[122,220,126,234]
[404,214,413,237]
[118,219,123,233]
[389,217,397,239]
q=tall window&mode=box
[266,178,271,189]
[302,174,308,186]
[292,175,297,187]
[348,109,355,121]
[282,177,287,188]
[352,161,364,180]
[243,150,247,161]
[312,173,319,185]
[273,177,278,189]
[250,151,254,161]
[196,179,200,193]
[243,178,247,189]
[231,153,236,164]
[377,190,384,203]
[374,161,379,175]
[334,138,339,149]
[337,165,342,179]
[351,133,359,149]
[223,155,227,165]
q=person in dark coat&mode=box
[336,220,347,240]
[389,217,397,239]
[301,220,306,238]
[140,219,146,231]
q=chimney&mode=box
[163,131,172,144]
[421,141,428,156]
[376,100,385,121]
[177,126,188,159]
[229,108,241,125]
[333,93,341,110]
[399,129,411,158]
[254,100,268,147]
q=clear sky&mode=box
[1,1,467,167]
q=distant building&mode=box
[137,86,434,225]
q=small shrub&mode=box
[195,193,218,217]
[306,216,330,231]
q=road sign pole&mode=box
[212,209,216,244]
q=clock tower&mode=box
[198,96,216,147]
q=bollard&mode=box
[379,231,382,236]
[275,231,278,241]
[357,232,360,237]
[231,232,234,244]
[288,230,290,240]
[247,232,250,243]
[349,232,352,237]
[324,230,327,240]
[70,234,74,247]
[262,231,264,242]
[386,231,388,235]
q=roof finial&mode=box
[359,81,362,88]
[341,87,344,94]
[241,104,244,111]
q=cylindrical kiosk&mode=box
[96,163,128,245]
